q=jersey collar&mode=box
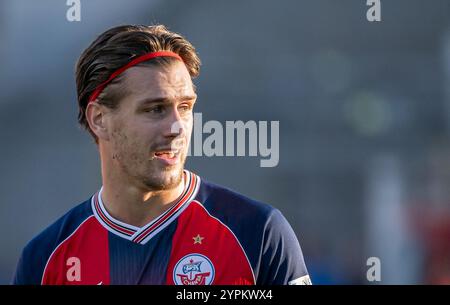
[91,169,200,244]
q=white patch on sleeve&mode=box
[288,274,312,285]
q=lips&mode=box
[155,151,177,158]
[152,149,181,165]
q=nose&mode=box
[163,106,186,138]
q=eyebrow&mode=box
[137,95,197,105]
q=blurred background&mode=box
[1,0,450,284]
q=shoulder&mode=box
[25,199,93,255]
[13,199,93,284]
[196,178,276,223]
[194,177,309,284]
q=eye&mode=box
[144,105,164,114]
[178,103,193,113]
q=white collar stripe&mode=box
[97,189,139,231]
[135,170,192,235]
[93,193,136,236]
[133,172,198,244]
[91,170,201,244]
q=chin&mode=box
[142,166,184,191]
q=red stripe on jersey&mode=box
[94,194,135,236]
[41,216,110,285]
[165,201,255,285]
[133,173,198,243]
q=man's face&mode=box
[104,61,196,191]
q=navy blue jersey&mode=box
[13,170,310,285]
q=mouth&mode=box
[152,149,181,166]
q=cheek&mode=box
[110,126,140,155]
[110,129,128,159]
[183,116,194,134]
[111,123,130,142]
[111,129,148,164]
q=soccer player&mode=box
[13,24,311,285]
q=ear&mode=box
[85,102,111,142]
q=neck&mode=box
[100,175,185,228]
[100,180,185,228]
[99,154,185,228]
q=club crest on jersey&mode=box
[173,253,215,285]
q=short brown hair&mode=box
[75,24,201,142]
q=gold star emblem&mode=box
[193,234,204,245]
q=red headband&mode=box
[88,51,183,103]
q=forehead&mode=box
[120,61,194,99]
